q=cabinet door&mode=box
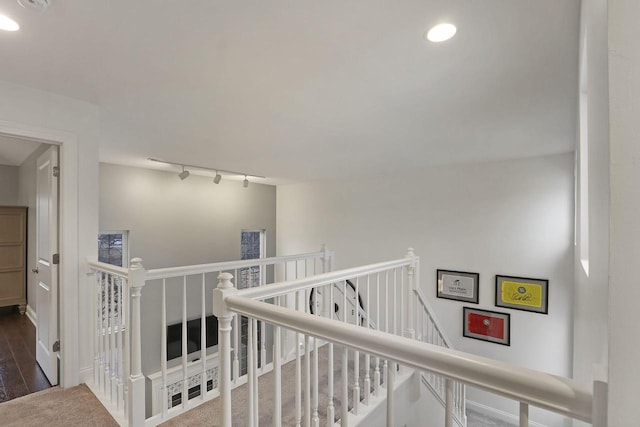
[0,207,26,307]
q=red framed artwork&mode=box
[463,307,510,346]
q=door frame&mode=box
[0,119,79,388]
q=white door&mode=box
[35,146,59,386]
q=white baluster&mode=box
[445,379,454,427]
[281,263,289,357]
[392,269,397,337]
[127,257,146,427]
[233,312,239,383]
[519,402,529,427]
[414,256,421,338]
[312,319,319,427]
[182,276,188,409]
[93,271,99,387]
[233,269,239,383]
[386,362,394,427]
[327,284,335,427]
[123,275,130,419]
[364,275,371,406]
[110,273,117,403]
[274,325,282,427]
[161,279,168,417]
[321,245,332,319]
[341,279,349,426]
[261,319,266,372]
[201,273,207,401]
[353,277,360,415]
[305,335,311,427]
[212,272,236,427]
[383,272,389,388]
[400,266,405,336]
[253,318,259,427]
[341,346,349,427]
[99,272,105,394]
[248,316,255,427]
[117,277,124,409]
[405,248,416,340]
[374,272,381,396]
[296,290,302,427]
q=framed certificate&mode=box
[437,269,479,303]
[495,275,549,314]
[463,307,510,346]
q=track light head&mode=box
[178,166,190,180]
[243,176,249,188]
[213,172,222,184]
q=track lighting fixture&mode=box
[148,158,265,185]
[178,166,190,180]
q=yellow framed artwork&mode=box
[495,275,549,314]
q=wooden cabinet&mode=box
[0,207,27,313]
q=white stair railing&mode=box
[404,249,466,426]
[215,255,423,426]
[87,258,146,426]
[217,269,604,427]
[88,247,334,426]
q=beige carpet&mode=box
[161,344,379,427]
[0,384,118,427]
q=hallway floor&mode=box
[0,306,51,403]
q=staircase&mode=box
[86,248,603,427]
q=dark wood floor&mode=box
[0,306,51,403]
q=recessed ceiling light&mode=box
[0,15,19,32]
[426,23,456,43]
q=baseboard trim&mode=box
[25,304,37,326]
[466,400,548,427]
[79,366,93,384]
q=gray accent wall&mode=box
[100,163,276,269]
[0,165,19,205]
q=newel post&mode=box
[127,258,146,427]
[213,272,237,427]
[404,248,417,340]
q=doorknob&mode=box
[31,267,39,274]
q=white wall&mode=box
[0,164,19,205]
[572,0,609,399]
[0,80,100,385]
[608,0,640,423]
[277,153,574,426]
[99,163,277,385]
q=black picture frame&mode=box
[463,307,510,346]
[436,269,479,303]
[495,275,549,314]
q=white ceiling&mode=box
[0,0,580,183]
[0,134,41,166]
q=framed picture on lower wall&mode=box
[463,307,510,346]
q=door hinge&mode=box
[52,253,59,265]
[53,166,59,177]
[53,341,60,352]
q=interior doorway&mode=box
[0,136,58,401]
